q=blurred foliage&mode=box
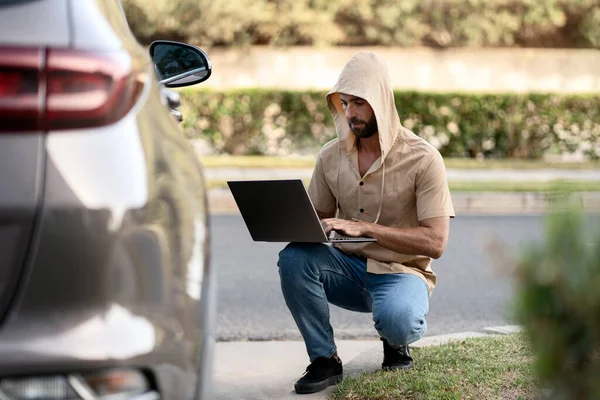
[121,0,600,48]
[179,89,600,159]
[514,203,600,399]
[120,0,342,47]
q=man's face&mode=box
[339,93,378,139]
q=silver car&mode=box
[0,0,216,399]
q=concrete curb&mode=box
[208,188,600,215]
[212,326,523,400]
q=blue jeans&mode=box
[278,243,430,361]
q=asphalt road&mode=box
[210,214,592,341]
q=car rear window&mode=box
[0,0,41,5]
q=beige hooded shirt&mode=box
[308,52,455,293]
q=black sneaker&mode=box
[381,338,413,370]
[294,356,343,394]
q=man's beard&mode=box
[348,115,378,139]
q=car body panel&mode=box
[0,136,44,324]
[0,0,69,47]
[0,98,208,400]
[70,0,129,51]
[0,0,215,398]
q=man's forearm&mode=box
[362,222,445,259]
[321,217,449,259]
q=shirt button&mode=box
[360,209,364,213]
[359,182,364,186]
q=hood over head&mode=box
[326,52,401,162]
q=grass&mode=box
[200,155,600,170]
[330,334,536,400]
[448,180,600,192]
[201,155,316,168]
[206,179,600,192]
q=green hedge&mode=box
[122,0,600,49]
[180,89,600,159]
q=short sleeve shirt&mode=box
[308,128,455,293]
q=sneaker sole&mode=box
[294,374,343,394]
[382,362,413,371]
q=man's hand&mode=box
[321,218,368,237]
[322,216,450,259]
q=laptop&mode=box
[227,179,377,243]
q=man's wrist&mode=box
[362,221,376,237]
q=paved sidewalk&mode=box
[210,326,521,400]
[208,187,600,215]
[205,167,600,182]
[205,167,600,214]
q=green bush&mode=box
[515,203,600,399]
[121,0,342,47]
[179,89,600,159]
[121,0,600,48]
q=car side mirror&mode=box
[149,40,212,88]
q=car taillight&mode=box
[0,47,147,133]
[0,48,43,131]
